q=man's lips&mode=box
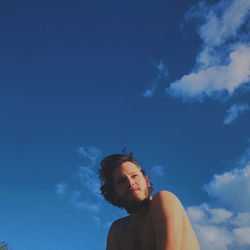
[127,188,140,194]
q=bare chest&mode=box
[118,215,155,250]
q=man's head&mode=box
[99,153,152,213]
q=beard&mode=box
[118,191,151,214]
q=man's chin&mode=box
[120,196,151,214]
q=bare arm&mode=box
[106,221,121,250]
[151,191,186,250]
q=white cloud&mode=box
[197,0,250,47]
[55,182,68,195]
[187,204,250,250]
[143,60,168,98]
[187,162,250,249]
[209,208,233,224]
[187,204,233,225]
[231,212,250,227]
[194,225,232,250]
[166,0,250,100]
[233,227,250,246]
[167,45,250,100]
[223,103,249,125]
[204,164,250,213]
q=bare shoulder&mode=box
[150,191,200,250]
[109,216,129,234]
[150,191,184,215]
[107,217,129,250]
[107,216,131,250]
[152,191,182,205]
[152,190,177,199]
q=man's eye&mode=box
[117,178,126,184]
[132,174,138,178]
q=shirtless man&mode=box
[99,153,200,250]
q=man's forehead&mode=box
[113,161,141,176]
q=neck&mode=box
[129,196,152,221]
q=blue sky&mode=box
[1,0,250,249]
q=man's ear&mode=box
[145,176,150,187]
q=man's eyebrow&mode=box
[115,171,138,179]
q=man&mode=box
[99,153,200,250]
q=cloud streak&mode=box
[55,146,102,214]
[223,103,249,125]
[166,0,250,101]
[142,60,168,98]
[76,146,102,197]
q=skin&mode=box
[106,161,200,250]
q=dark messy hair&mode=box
[99,153,153,208]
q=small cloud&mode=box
[55,182,68,195]
[150,165,165,177]
[223,103,249,125]
[142,84,156,97]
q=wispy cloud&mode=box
[142,60,168,98]
[187,145,250,249]
[223,103,249,125]
[76,165,101,197]
[70,190,99,212]
[76,146,102,197]
[55,182,68,195]
[166,0,250,101]
[238,142,250,167]
[93,216,101,228]
[55,146,102,214]
[142,84,157,98]
[77,146,102,167]
[150,165,165,177]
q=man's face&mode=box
[112,161,151,213]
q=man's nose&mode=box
[127,177,135,187]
